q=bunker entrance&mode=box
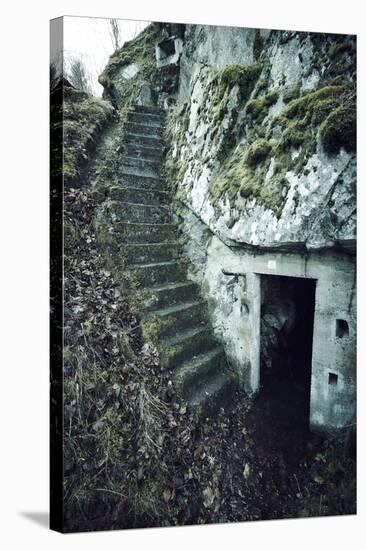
[247,274,317,464]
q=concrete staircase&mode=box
[114,104,235,414]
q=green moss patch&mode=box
[208,78,355,218]
[210,138,287,217]
[328,41,354,60]
[245,139,272,167]
[320,106,356,154]
[246,91,278,122]
[273,83,356,156]
[283,85,300,103]
[211,63,262,103]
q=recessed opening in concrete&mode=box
[260,274,316,419]
[336,319,349,338]
[157,37,176,58]
[328,372,338,386]
[247,274,317,464]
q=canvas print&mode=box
[50,16,356,532]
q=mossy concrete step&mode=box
[124,143,163,160]
[121,242,180,264]
[146,300,207,339]
[115,222,177,243]
[118,164,160,179]
[124,132,164,148]
[143,280,198,311]
[174,347,226,397]
[117,172,162,190]
[109,185,170,206]
[160,326,217,368]
[129,105,164,115]
[125,121,163,137]
[113,202,171,224]
[130,259,186,286]
[120,155,161,172]
[128,111,163,127]
[187,371,236,416]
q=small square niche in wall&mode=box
[329,372,338,386]
[336,319,349,338]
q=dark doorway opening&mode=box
[246,274,317,466]
[260,275,316,419]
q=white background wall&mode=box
[0,1,364,549]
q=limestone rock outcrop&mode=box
[165,26,356,252]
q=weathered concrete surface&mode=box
[183,227,356,432]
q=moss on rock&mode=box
[246,90,278,122]
[283,85,300,103]
[99,23,163,120]
[273,82,355,159]
[245,139,272,166]
[276,85,344,124]
[212,63,262,103]
[328,41,354,60]
[320,106,356,154]
[62,86,114,186]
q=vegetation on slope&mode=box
[62,83,114,185]
[99,23,162,113]
[63,185,356,530]
[62,184,356,530]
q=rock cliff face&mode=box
[166,26,356,252]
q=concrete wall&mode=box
[194,234,356,433]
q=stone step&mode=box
[130,259,186,287]
[174,346,226,397]
[117,172,162,190]
[128,111,163,127]
[120,155,161,172]
[160,325,217,368]
[147,300,207,338]
[109,185,170,206]
[124,132,164,148]
[112,202,171,224]
[187,371,235,416]
[115,222,177,244]
[118,164,160,179]
[143,280,198,311]
[123,143,163,160]
[125,121,163,137]
[121,242,180,264]
[111,102,238,417]
[129,105,164,115]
